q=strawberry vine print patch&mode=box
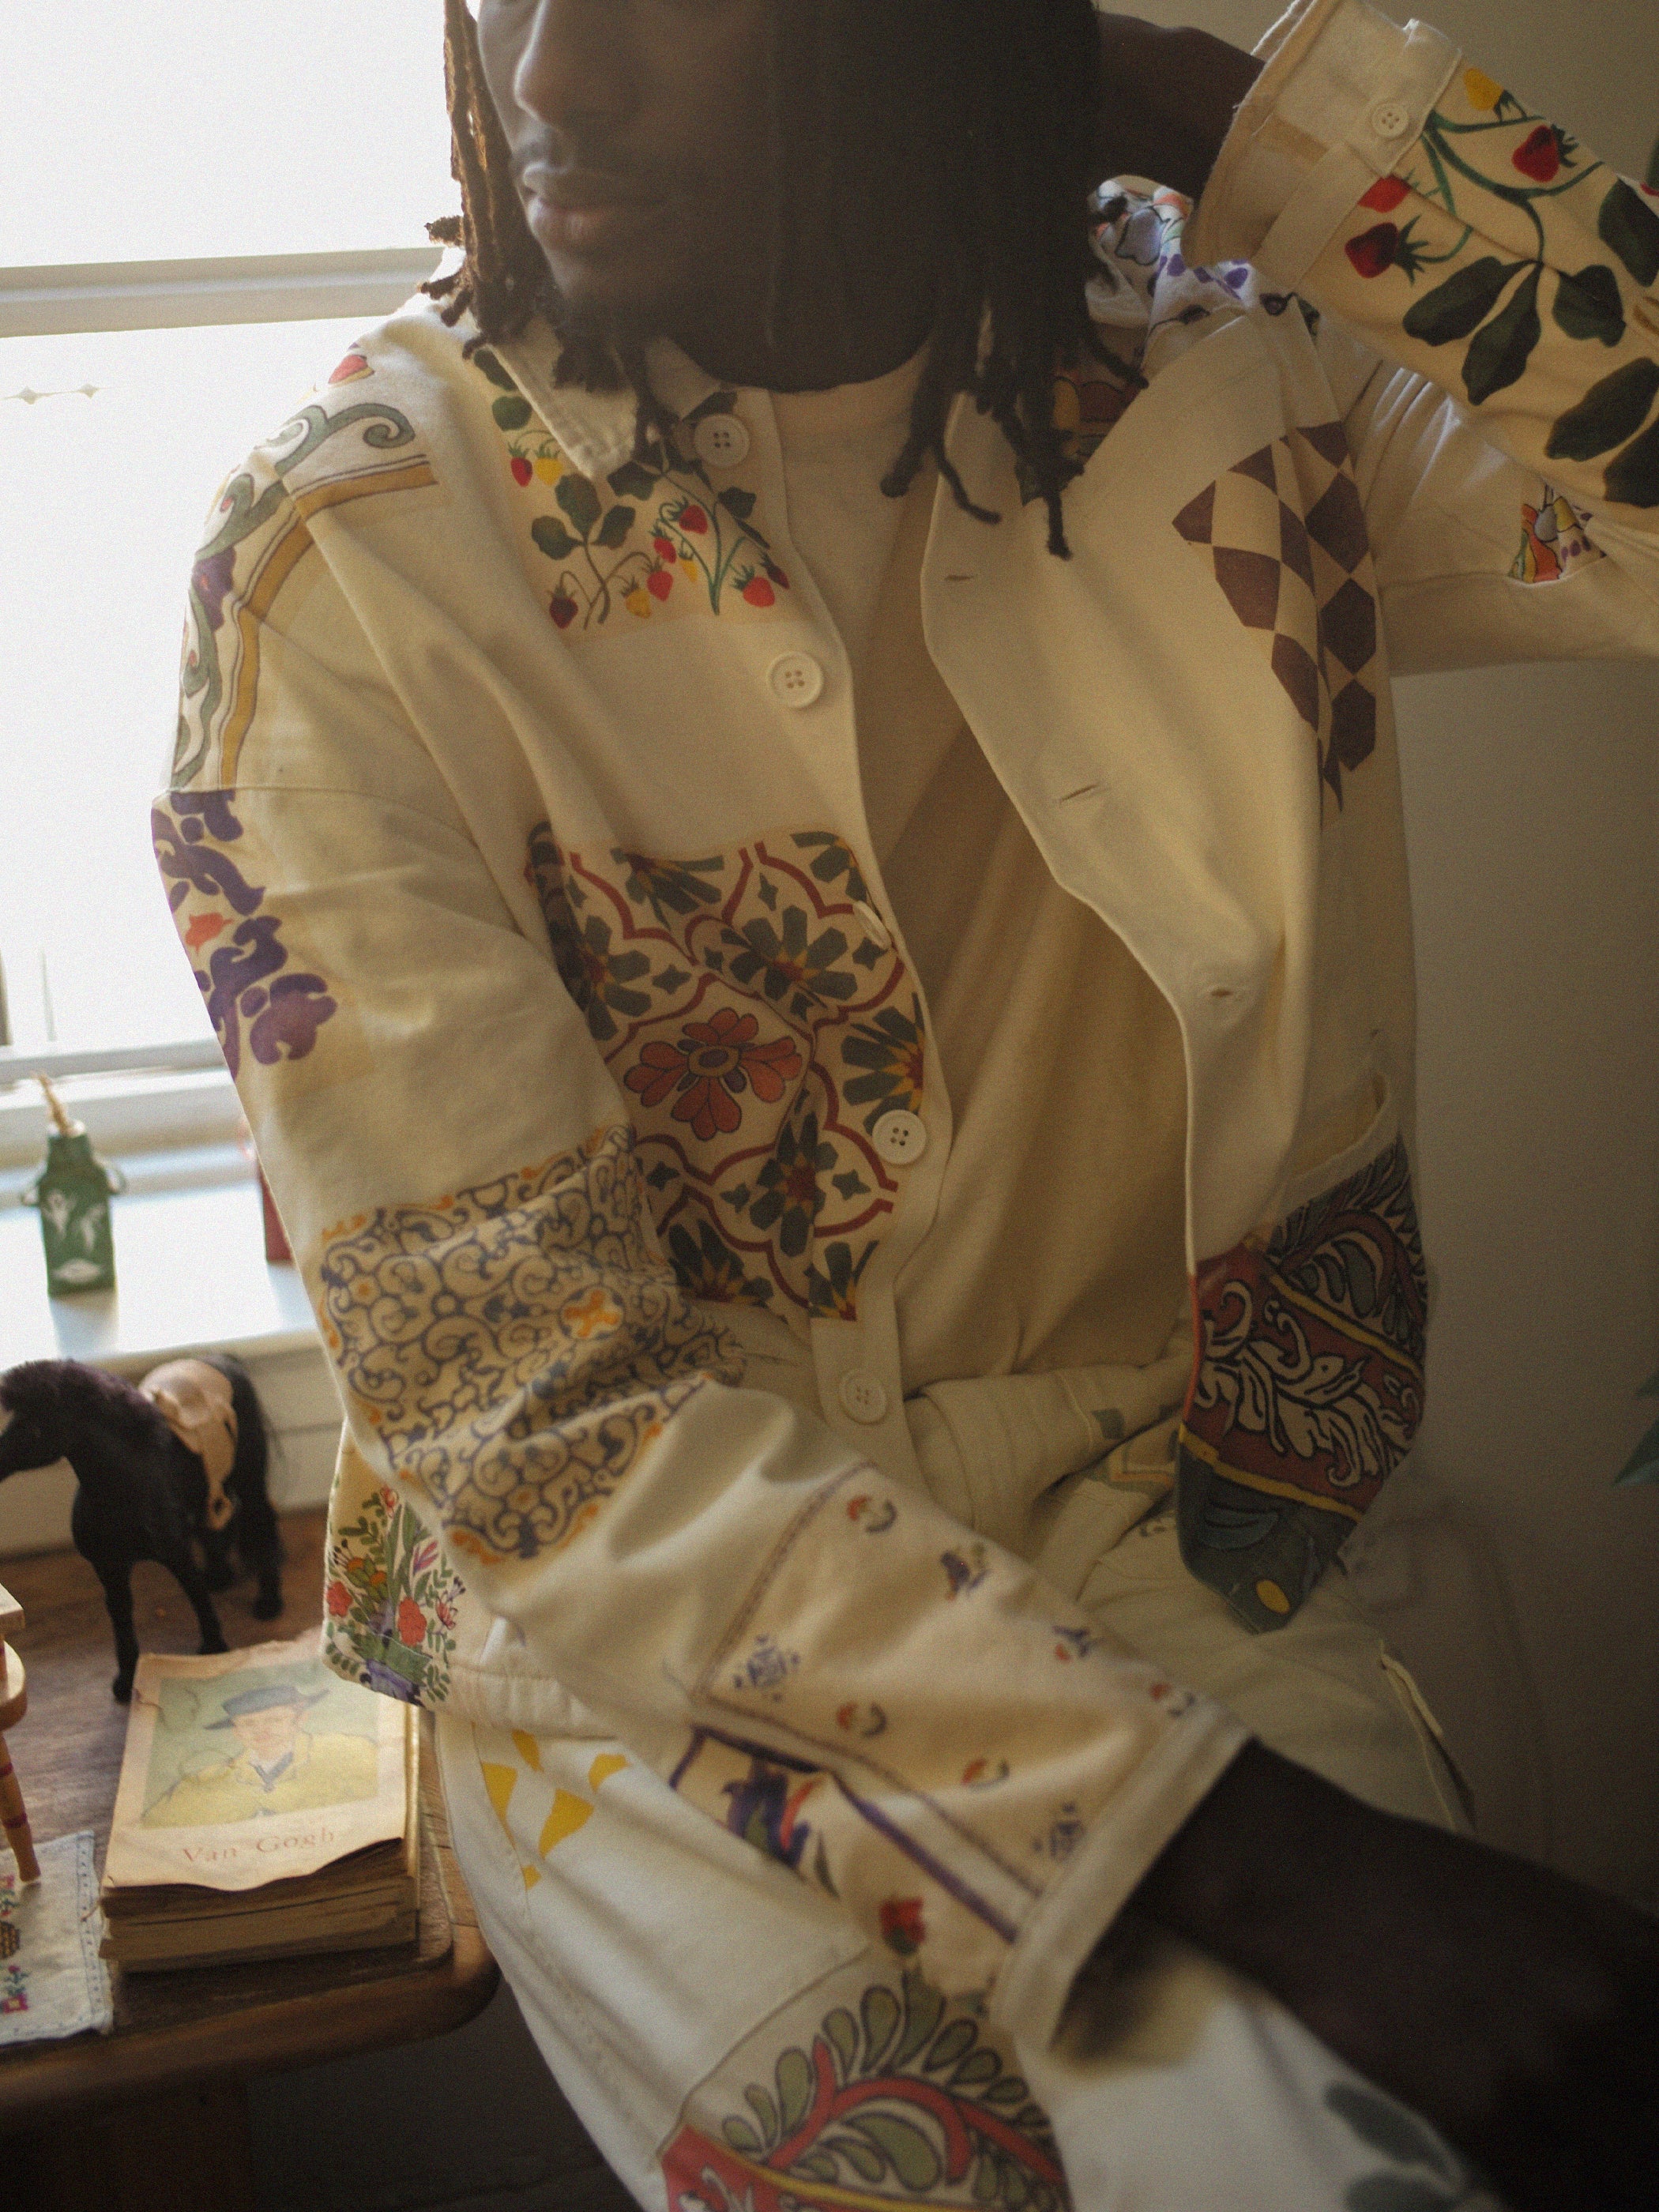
[322,1459,464,1707]
[526,825,924,1324]
[1335,69,1659,507]
[472,348,790,632]
[661,1965,1067,2212]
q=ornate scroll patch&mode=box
[1176,1136,1428,1631]
[528,828,924,1324]
[1174,425,1381,808]
[661,1963,1067,2212]
[318,1125,740,1566]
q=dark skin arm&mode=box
[1118,1743,1659,2210]
[1085,21,1659,2212]
[1093,14,1263,199]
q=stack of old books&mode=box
[99,1632,418,1972]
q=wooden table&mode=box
[0,1510,499,2210]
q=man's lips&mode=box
[520,163,668,256]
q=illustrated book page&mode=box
[103,1630,408,1893]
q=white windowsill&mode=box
[0,1066,243,1181]
[0,1172,340,1557]
[0,1176,317,1371]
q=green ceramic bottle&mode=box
[23,1085,125,1296]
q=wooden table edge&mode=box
[0,1710,499,2127]
[0,1919,498,2124]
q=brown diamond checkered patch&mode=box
[1175,423,1379,807]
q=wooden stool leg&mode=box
[0,1729,41,1883]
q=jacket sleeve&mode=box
[153,456,1246,2047]
[1187,0,1659,675]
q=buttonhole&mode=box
[945,573,976,582]
[1059,782,1104,803]
[1207,985,1236,999]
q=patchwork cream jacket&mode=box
[154,0,1659,2039]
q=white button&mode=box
[1370,101,1412,140]
[768,651,825,709]
[871,1110,927,1165]
[694,412,751,468]
[853,900,892,950]
[839,1370,890,1424]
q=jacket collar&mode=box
[493,322,725,481]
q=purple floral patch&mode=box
[152,803,263,920]
[247,971,338,1064]
[152,793,340,1080]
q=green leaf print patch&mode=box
[1605,412,1659,506]
[1597,177,1659,287]
[1552,262,1625,345]
[1402,258,1523,347]
[1463,266,1542,404]
[1545,356,1659,461]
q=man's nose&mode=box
[514,0,637,141]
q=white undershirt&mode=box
[770,361,1189,1388]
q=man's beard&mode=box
[541,267,678,387]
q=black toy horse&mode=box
[0,1354,284,1700]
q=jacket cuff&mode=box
[1188,0,1459,277]
[990,1703,1251,2048]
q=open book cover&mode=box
[103,1631,411,1900]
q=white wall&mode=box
[0,1342,342,1556]
[1130,0,1659,1894]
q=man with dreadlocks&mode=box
[156,2,1659,2205]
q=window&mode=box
[0,1,457,1119]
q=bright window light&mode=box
[6,0,456,267]
[0,318,378,1052]
[2,0,459,1066]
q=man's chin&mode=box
[542,257,672,358]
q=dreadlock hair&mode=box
[428,0,1119,556]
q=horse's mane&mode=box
[0,1360,167,1454]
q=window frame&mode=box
[0,245,444,1153]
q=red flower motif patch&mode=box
[626,1006,804,1143]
